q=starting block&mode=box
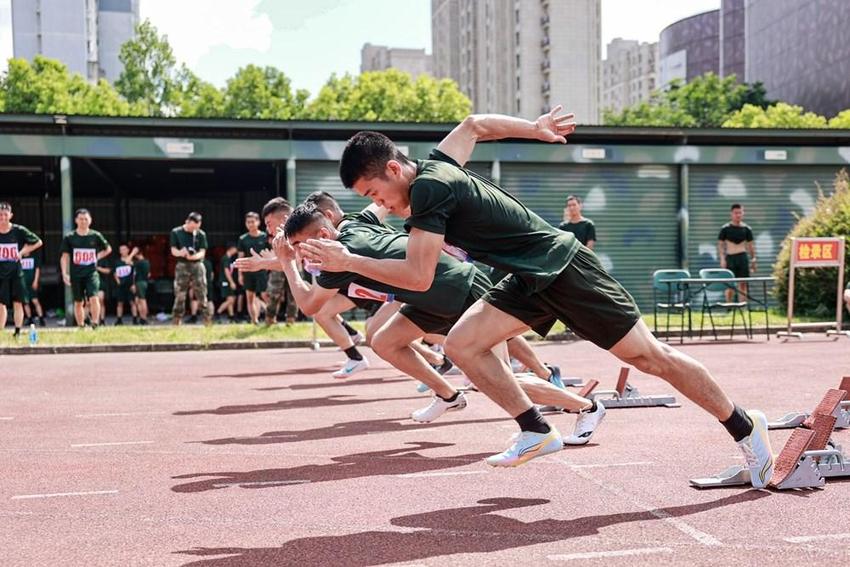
[691,389,850,490]
[767,377,850,430]
[586,368,680,409]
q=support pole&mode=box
[60,157,74,327]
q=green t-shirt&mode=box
[21,254,40,285]
[405,149,579,292]
[134,258,150,283]
[317,210,478,316]
[219,254,235,284]
[558,219,596,246]
[60,230,109,278]
[238,232,270,256]
[114,258,134,288]
[170,226,208,263]
[718,223,754,244]
[0,224,40,278]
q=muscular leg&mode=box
[246,290,258,323]
[609,319,734,420]
[0,303,7,328]
[507,335,551,380]
[74,301,85,327]
[89,296,101,326]
[314,294,359,350]
[364,302,402,344]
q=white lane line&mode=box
[549,547,673,561]
[71,441,154,448]
[559,458,723,547]
[567,461,655,469]
[0,417,14,421]
[75,412,164,418]
[210,480,310,488]
[785,533,850,544]
[398,470,489,478]
[12,490,118,500]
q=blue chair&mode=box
[652,269,692,343]
[697,268,752,340]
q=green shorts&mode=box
[116,284,133,303]
[219,280,235,298]
[346,293,383,318]
[0,273,26,307]
[482,246,641,350]
[725,252,750,278]
[71,272,101,302]
[23,280,37,302]
[134,280,149,299]
[242,271,268,293]
[400,270,492,335]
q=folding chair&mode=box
[697,268,752,340]
[652,269,692,343]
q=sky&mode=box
[0,0,720,97]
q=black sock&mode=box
[344,346,363,361]
[721,405,753,442]
[515,407,551,434]
[341,320,358,336]
[438,391,459,403]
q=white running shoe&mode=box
[332,357,370,379]
[564,401,606,445]
[485,427,562,467]
[737,409,774,489]
[411,392,468,423]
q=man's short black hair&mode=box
[730,203,742,211]
[565,195,581,205]
[245,211,260,220]
[261,197,292,219]
[74,208,90,218]
[186,212,202,223]
[339,131,411,189]
[284,203,326,239]
[0,201,11,211]
[304,191,338,210]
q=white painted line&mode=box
[549,547,673,561]
[785,533,850,544]
[210,480,310,488]
[0,417,14,421]
[398,470,489,478]
[71,441,154,448]
[75,412,164,418]
[568,461,655,469]
[12,490,118,500]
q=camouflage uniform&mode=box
[173,261,211,320]
[266,270,298,323]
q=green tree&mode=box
[176,66,225,118]
[828,109,850,129]
[604,73,771,128]
[220,65,308,120]
[722,102,828,128]
[306,69,471,122]
[115,19,180,116]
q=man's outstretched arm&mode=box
[437,105,576,167]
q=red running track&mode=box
[2,338,850,566]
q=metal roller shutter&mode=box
[500,163,679,310]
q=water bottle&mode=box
[28,324,38,347]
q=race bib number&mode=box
[115,265,132,278]
[73,248,97,266]
[0,243,19,262]
[441,243,470,263]
[20,258,35,270]
[347,282,395,303]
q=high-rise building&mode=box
[432,0,600,124]
[658,9,720,89]
[360,44,433,78]
[601,38,657,115]
[11,0,139,83]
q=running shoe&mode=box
[737,409,774,489]
[485,427,562,467]
[564,401,606,445]
[546,364,565,389]
[332,357,370,379]
[411,392,468,423]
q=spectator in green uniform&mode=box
[95,257,112,325]
[717,203,756,302]
[132,249,150,325]
[237,211,270,325]
[0,202,43,337]
[558,195,596,250]
[113,244,137,325]
[169,212,212,325]
[216,243,238,322]
[60,208,111,329]
[21,251,45,327]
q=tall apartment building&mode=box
[601,38,657,115]
[11,0,139,83]
[432,0,600,124]
[360,44,433,78]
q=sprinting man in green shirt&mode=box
[0,201,43,337]
[237,212,270,325]
[558,194,596,250]
[299,106,775,488]
[60,208,111,329]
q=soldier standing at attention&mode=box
[238,212,270,325]
[21,245,46,327]
[718,203,756,302]
[558,195,596,250]
[60,208,111,329]
[132,249,150,325]
[113,244,137,325]
[170,212,212,325]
